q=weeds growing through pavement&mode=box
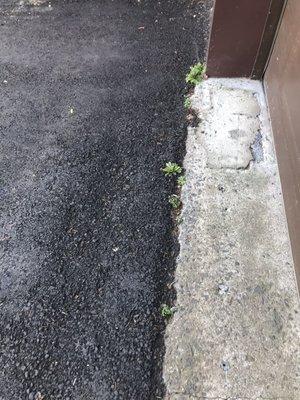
[186,62,206,86]
[184,96,192,109]
[162,162,182,176]
[177,176,186,187]
[161,304,174,318]
[168,194,181,209]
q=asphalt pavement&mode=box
[0,1,211,398]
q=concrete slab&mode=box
[163,79,300,399]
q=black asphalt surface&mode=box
[0,1,211,399]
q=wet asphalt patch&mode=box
[0,1,211,399]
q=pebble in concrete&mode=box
[163,79,300,399]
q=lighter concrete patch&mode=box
[163,79,300,399]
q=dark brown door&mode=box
[264,0,300,288]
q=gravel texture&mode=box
[0,1,212,399]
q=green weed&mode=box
[169,194,181,209]
[161,304,174,318]
[162,162,182,176]
[186,62,206,86]
[184,96,192,109]
[176,216,183,225]
[177,176,186,187]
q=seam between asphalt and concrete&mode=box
[163,78,300,400]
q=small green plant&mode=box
[177,176,186,187]
[186,62,206,86]
[169,194,181,209]
[184,96,192,109]
[176,216,183,225]
[162,162,182,176]
[161,304,174,318]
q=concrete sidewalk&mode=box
[163,79,300,399]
